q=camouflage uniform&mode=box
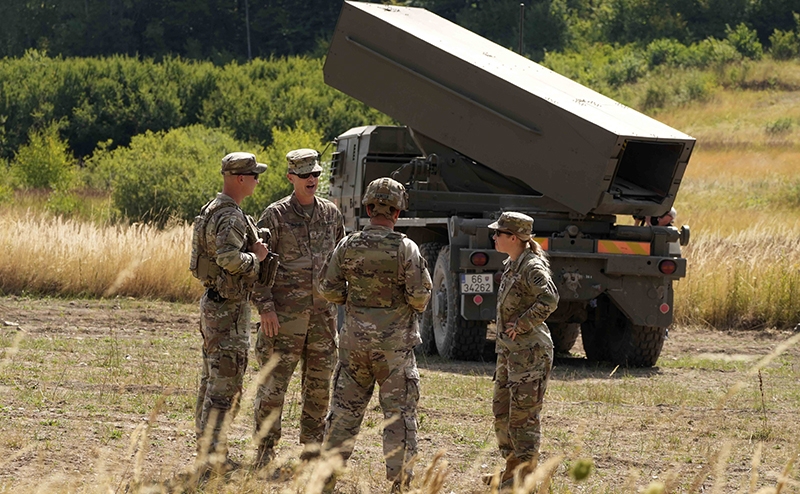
[192,152,268,461]
[318,178,432,484]
[490,212,559,465]
[251,149,345,456]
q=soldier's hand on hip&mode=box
[504,322,518,341]
[261,311,280,337]
[252,239,269,262]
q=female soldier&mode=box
[488,211,559,487]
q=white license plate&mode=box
[460,273,493,294]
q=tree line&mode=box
[2,0,799,62]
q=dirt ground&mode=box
[0,296,798,493]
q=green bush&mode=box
[0,163,12,202]
[769,29,798,60]
[765,117,793,135]
[10,121,76,190]
[725,23,763,60]
[645,38,692,68]
[691,38,742,67]
[87,125,258,226]
[241,121,326,215]
[641,81,669,110]
[46,189,81,216]
[674,71,716,104]
[0,54,389,164]
[604,50,648,87]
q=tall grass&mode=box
[0,209,199,301]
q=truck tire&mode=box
[581,296,666,367]
[580,318,609,363]
[549,323,580,354]
[432,246,487,361]
[606,324,667,367]
[417,242,444,356]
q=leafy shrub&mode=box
[674,71,716,104]
[645,38,691,68]
[725,23,763,60]
[641,81,669,110]
[0,55,389,164]
[769,29,798,60]
[765,117,793,135]
[46,189,81,216]
[0,163,12,202]
[87,125,257,226]
[604,51,648,87]
[691,38,742,67]
[10,121,76,190]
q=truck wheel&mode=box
[606,324,667,367]
[549,323,580,354]
[581,296,666,367]
[432,246,487,361]
[580,318,609,363]
[417,242,444,356]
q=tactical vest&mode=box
[190,199,232,284]
[342,231,405,308]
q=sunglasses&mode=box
[291,171,321,179]
[492,230,513,238]
[235,173,259,179]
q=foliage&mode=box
[764,117,793,135]
[645,38,693,68]
[599,0,690,45]
[768,13,800,60]
[87,125,254,226]
[453,0,571,60]
[0,54,390,161]
[725,23,763,60]
[769,28,799,60]
[9,121,76,190]
[0,165,12,202]
[0,0,342,61]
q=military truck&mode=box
[323,1,693,367]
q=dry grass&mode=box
[0,298,799,493]
[0,209,200,302]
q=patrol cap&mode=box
[286,148,323,175]
[488,211,533,240]
[221,152,268,175]
[362,177,408,211]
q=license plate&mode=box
[460,273,493,294]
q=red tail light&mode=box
[470,252,489,267]
[659,259,677,275]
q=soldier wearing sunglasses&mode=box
[251,148,345,466]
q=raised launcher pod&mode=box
[324,1,695,217]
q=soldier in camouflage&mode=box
[251,148,345,464]
[191,152,270,470]
[487,211,559,487]
[318,177,432,494]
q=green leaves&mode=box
[10,121,76,191]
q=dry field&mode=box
[0,296,798,493]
